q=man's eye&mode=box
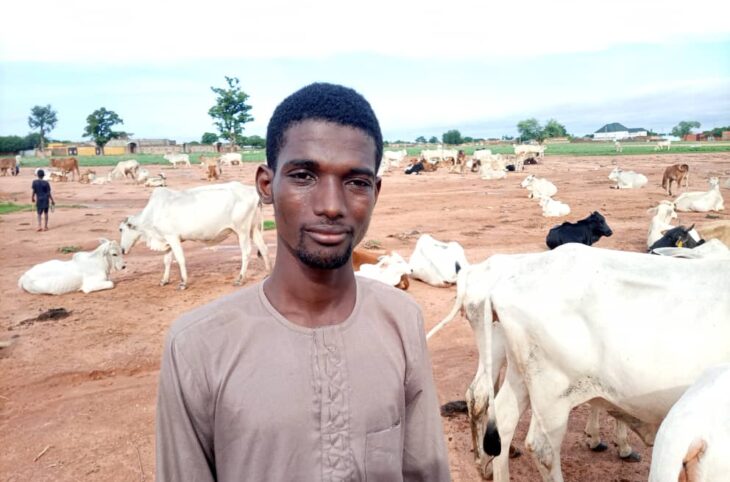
[290,172,315,181]
[348,179,372,188]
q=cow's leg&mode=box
[489,361,529,482]
[234,229,252,286]
[81,278,114,294]
[584,405,608,451]
[615,419,640,461]
[250,221,271,272]
[166,238,188,289]
[161,251,173,286]
[525,400,571,482]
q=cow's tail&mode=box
[483,296,501,456]
[426,265,468,340]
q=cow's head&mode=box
[119,217,142,255]
[659,224,704,249]
[589,211,613,238]
[100,238,126,271]
[520,174,535,188]
[608,167,622,181]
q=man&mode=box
[156,83,450,481]
[31,169,55,232]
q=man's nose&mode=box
[312,176,345,219]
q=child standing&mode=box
[31,169,55,231]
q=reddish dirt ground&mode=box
[1,154,729,481]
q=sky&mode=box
[1,0,729,143]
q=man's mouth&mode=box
[303,225,352,245]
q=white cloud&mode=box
[2,0,728,62]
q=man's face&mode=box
[260,120,381,270]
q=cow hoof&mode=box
[178,283,187,290]
[590,441,609,452]
[159,280,168,286]
[233,279,243,286]
[620,451,641,463]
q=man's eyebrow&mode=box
[282,159,317,170]
[348,167,375,178]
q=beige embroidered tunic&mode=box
[156,277,450,481]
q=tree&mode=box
[201,132,219,144]
[542,119,568,138]
[517,118,542,142]
[428,136,438,143]
[244,135,266,148]
[415,136,427,143]
[208,76,253,148]
[463,136,474,143]
[442,130,463,145]
[27,104,58,152]
[706,125,730,138]
[671,121,701,138]
[82,107,124,154]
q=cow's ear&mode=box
[98,237,109,245]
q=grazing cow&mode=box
[652,238,730,260]
[674,177,724,212]
[614,140,623,153]
[163,153,191,168]
[609,167,648,189]
[408,234,468,287]
[545,211,612,249]
[109,159,140,182]
[0,157,18,176]
[648,225,704,252]
[49,157,80,181]
[352,248,410,290]
[478,244,730,482]
[220,152,242,166]
[649,364,730,482]
[18,239,126,295]
[538,196,571,217]
[655,140,672,151]
[661,163,689,196]
[428,255,638,480]
[119,182,271,289]
[646,200,678,249]
[354,251,412,289]
[521,174,557,199]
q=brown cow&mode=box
[50,157,80,181]
[662,163,689,196]
[207,164,219,181]
[0,157,17,176]
[352,247,409,290]
[78,169,97,184]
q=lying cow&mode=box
[18,239,126,295]
[545,211,612,249]
[538,196,571,217]
[648,225,704,252]
[521,174,557,199]
[662,163,689,196]
[354,251,412,289]
[646,200,678,249]
[652,238,730,260]
[674,177,724,212]
[144,172,167,187]
[649,363,730,482]
[119,181,271,289]
[697,220,730,247]
[352,247,409,290]
[78,169,96,184]
[609,167,648,189]
[479,244,729,481]
[408,234,468,287]
[428,254,638,480]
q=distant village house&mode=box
[594,123,648,141]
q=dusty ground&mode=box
[1,153,729,481]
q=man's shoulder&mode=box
[168,283,262,344]
[357,277,421,316]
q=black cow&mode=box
[648,224,704,253]
[545,211,613,250]
[405,161,424,175]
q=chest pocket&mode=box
[365,418,403,482]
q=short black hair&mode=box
[266,82,383,172]
[37,169,45,178]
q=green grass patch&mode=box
[58,245,82,254]
[263,220,276,231]
[0,202,33,214]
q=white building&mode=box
[594,123,648,141]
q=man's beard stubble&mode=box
[295,232,354,270]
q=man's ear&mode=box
[256,164,274,205]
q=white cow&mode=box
[427,255,637,480]
[18,239,126,295]
[655,140,672,151]
[119,182,271,289]
[647,200,678,249]
[538,195,571,217]
[609,167,648,189]
[408,234,468,287]
[614,140,623,153]
[520,174,557,199]
[479,158,507,180]
[477,244,730,482]
[674,177,724,212]
[420,147,458,163]
[144,172,167,187]
[649,363,730,482]
[354,251,412,287]
[109,159,139,181]
[472,149,493,163]
[220,152,242,166]
[163,153,191,168]
[382,149,407,167]
[135,168,150,185]
[513,144,545,159]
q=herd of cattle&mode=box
[6,146,730,481]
